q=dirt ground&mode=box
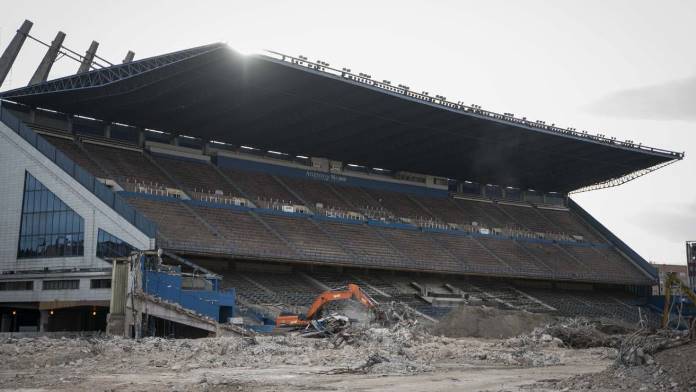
[0,333,611,392]
[433,305,554,339]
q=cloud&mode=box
[586,76,696,121]
[629,201,696,242]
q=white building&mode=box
[0,116,154,332]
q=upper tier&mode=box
[37,131,598,241]
[29,128,656,285]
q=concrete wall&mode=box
[0,271,111,303]
[0,121,153,303]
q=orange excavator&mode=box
[275,283,378,327]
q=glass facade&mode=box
[96,229,136,259]
[17,172,85,259]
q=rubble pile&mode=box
[616,329,690,366]
[0,313,573,380]
[3,297,663,391]
[539,328,696,391]
[525,318,627,349]
[297,300,426,347]
[0,309,636,391]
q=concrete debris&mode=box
[615,328,691,366]
[547,341,696,392]
[523,324,696,392]
[377,300,423,325]
[7,307,690,391]
[0,315,583,386]
[326,353,391,374]
[537,318,626,349]
[299,301,424,348]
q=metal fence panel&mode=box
[36,136,56,161]
[94,180,115,206]
[114,195,136,223]
[54,150,75,175]
[19,123,36,146]
[74,165,95,191]
[135,212,157,237]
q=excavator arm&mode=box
[276,284,377,327]
[661,272,696,328]
[305,283,376,319]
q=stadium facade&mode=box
[0,22,684,332]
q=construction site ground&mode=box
[1,306,694,391]
[0,334,610,392]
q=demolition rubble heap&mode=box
[522,318,696,391]
[1,306,694,391]
[544,327,696,391]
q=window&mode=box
[90,279,111,289]
[17,172,84,259]
[0,281,34,291]
[96,229,136,259]
[42,279,79,290]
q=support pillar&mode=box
[66,115,75,135]
[137,127,145,147]
[0,20,33,88]
[103,121,111,138]
[169,134,179,146]
[0,314,10,332]
[122,50,135,64]
[39,309,49,332]
[28,31,66,85]
[77,40,99,74]
[106,258,129,336]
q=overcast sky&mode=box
[2,1,694,264]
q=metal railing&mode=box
[0,102,157,238]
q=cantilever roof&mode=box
[0,43,682,192]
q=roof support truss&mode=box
[569,158,681,194]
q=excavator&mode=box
[275,283,379,328]
[661,272,696,329]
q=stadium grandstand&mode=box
[0,20,684,332]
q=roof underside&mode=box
[0,43,680,192]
